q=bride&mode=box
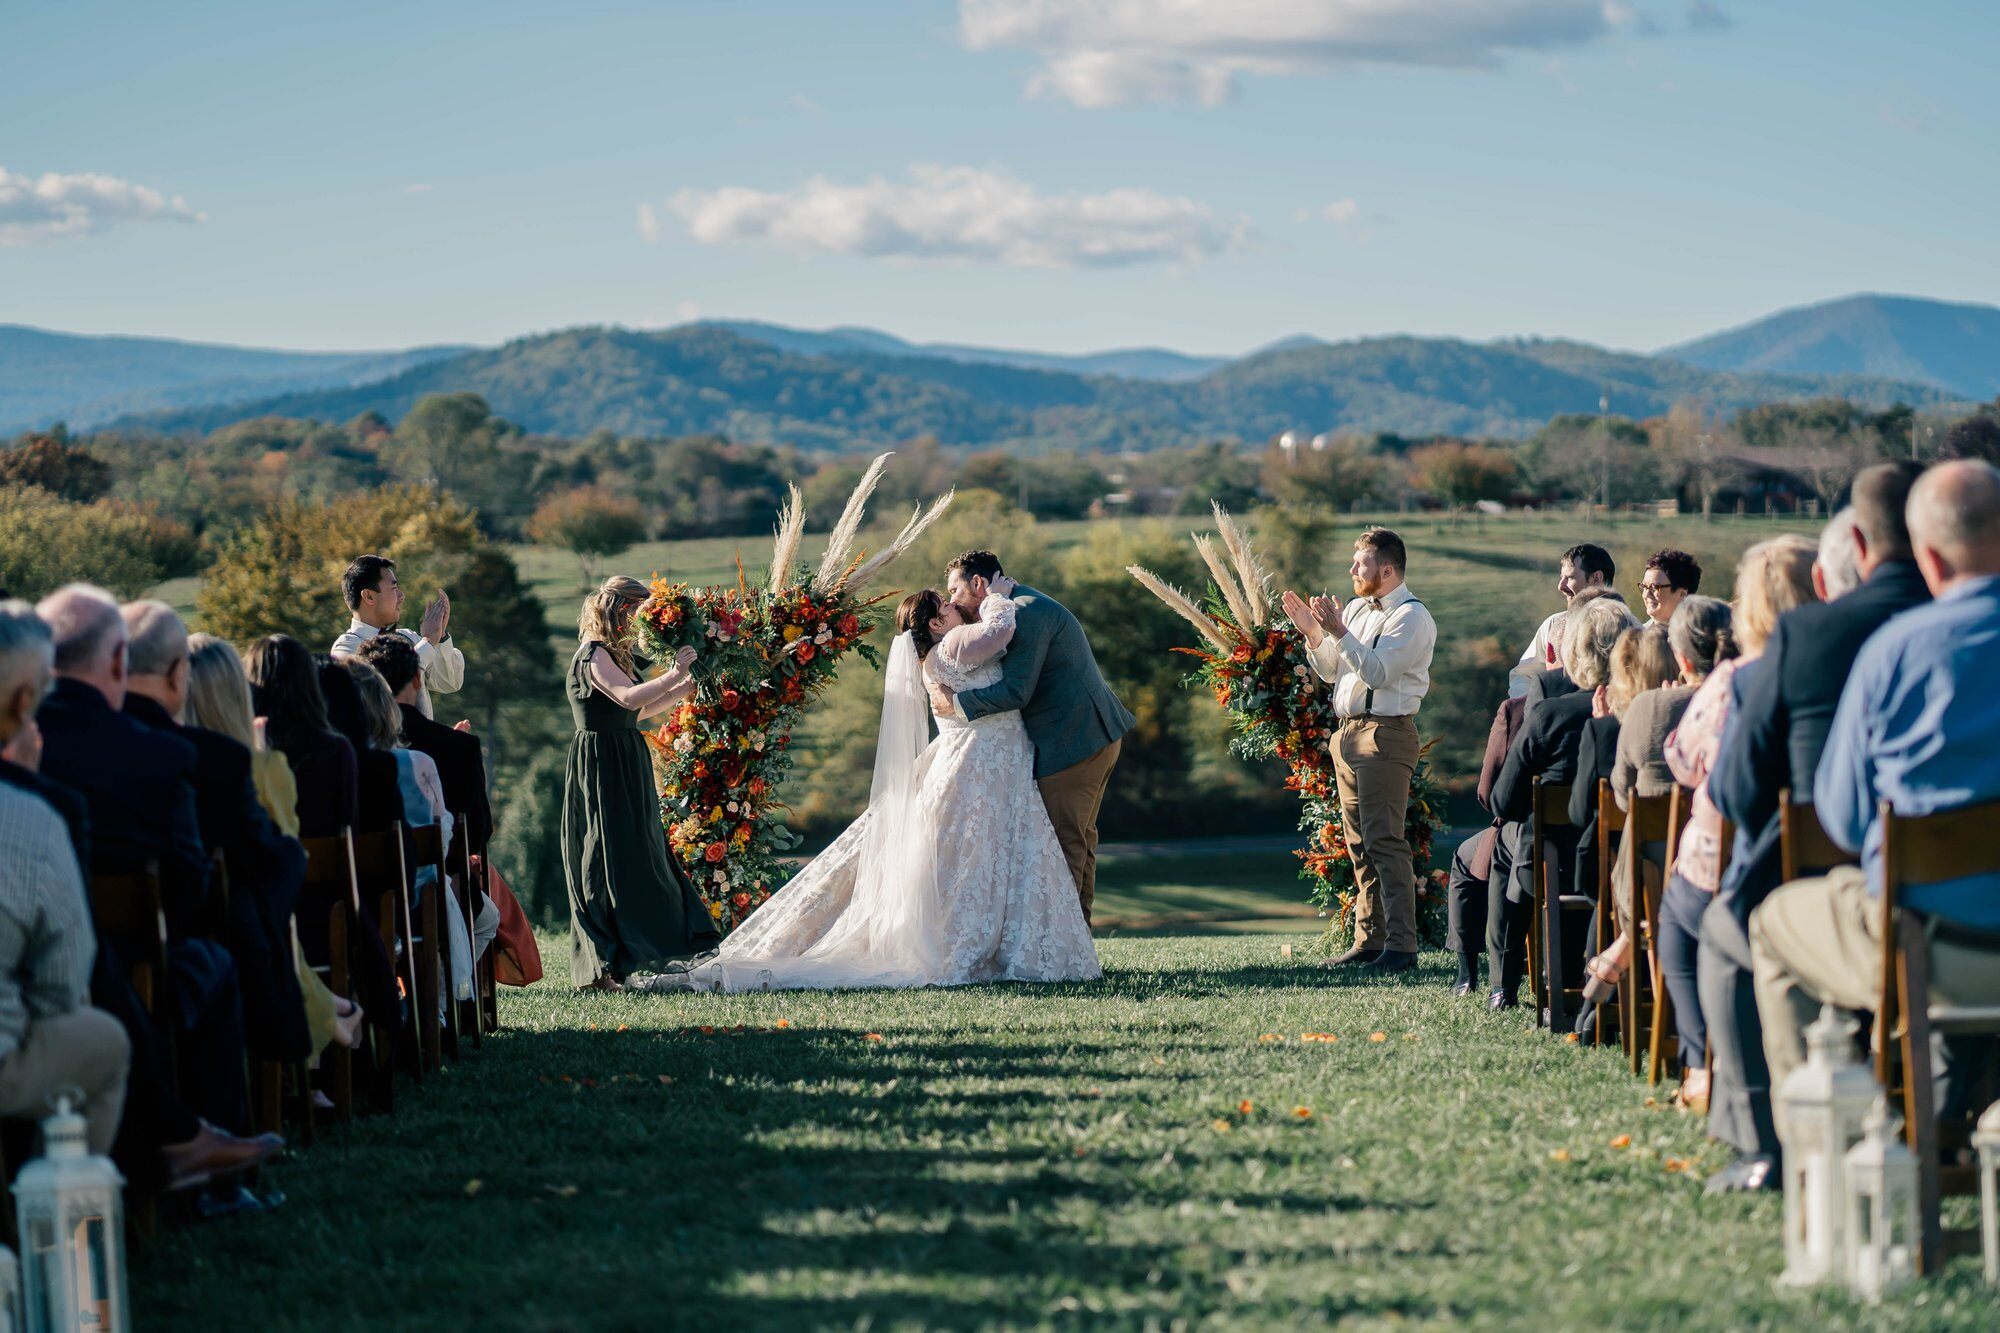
[656,584,1101,992]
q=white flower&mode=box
[673,734,696,753]
[726,801,739,814]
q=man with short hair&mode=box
[1283,527,1438,974]
[0,601,129,1155]
[1750,460,2000,1148]
[330,554,465,718]
[1511,543,1613,698]
[123,601,309,1064]
[1639,549,1701,627]
[1812,507,1865,601]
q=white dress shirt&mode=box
[1305,582,1436,719]
[1509,609,1566,698]
[330,618,466,719]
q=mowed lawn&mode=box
[130,937,1996,1332]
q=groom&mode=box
[928,551,1135,925]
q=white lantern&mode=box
[12,1095,127,1333]
[0,1245,20,1333]
[1776,1006,1876,1287]
[1975,1100,2000,1286]
[1844,1097,1919,1302]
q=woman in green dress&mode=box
[564,576,721,989]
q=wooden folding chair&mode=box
[300,829,362,1120]
[351,824,422,1091]
[1779,790,1859,882]
[1529,778,1591,1031]
[1873,796,2000,1275]
[473,830,499,1035]
[1645,787,1699,1085]
[1619,792,1674,1079]
[1593,779,1625,1050]
[405,823,450,1071]
[87,861,176,1081]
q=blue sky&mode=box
[4,1,1994,355]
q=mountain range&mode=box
[3,293,1988,448]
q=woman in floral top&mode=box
[1659,536,1817,1109]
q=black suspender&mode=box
[1361,596,1423,717]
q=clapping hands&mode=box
[1280,589,1345,647]
[420,589,451,644]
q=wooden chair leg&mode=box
[418,889,443,1074]
[1648,938,1675,1087]
[1542,869,1565,1031]
[1897,933,1945,1275]
[325,903,354,1122]
[254,1061,284,1136]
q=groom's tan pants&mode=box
[1038,740,1122,926]
[1332,714,1420,954]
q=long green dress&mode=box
[563,641,720,985]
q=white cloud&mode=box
[1293,197,1361,224]
[637,201,664,243]
[0,166,204,245]
[674,299,702,322]
[655,164,1251,269]
[790,93,825,117]
[403,182,434,195]
[958,0,1645,107]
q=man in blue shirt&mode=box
[1750,459,2000,1132]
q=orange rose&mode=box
[796,642,816,663]
[704,842,727,864]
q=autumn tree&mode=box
[528,486,649,588]
[0,433,113,502]
[1407,441,1515,525]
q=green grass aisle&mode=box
[133,938,1996,1331]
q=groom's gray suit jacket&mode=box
[956,584,1136,780]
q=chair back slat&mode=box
[1883,797,2000,885]
[1778,791,1857,881]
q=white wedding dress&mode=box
[665,593,1101,992]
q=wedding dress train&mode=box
[666,594,1101,992]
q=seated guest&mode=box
[1701,468,1930,1191]
[1571,623,1682,1015]
[1639,549,1701,627]
[1448,693,1521,998]
[331,554,465,719]
[245,636,397,1025]
[121,602,309,1064]
[1751,460,2000,1141]
[245,636,358,839]
[1511,543,1613,698]
[357,634,493,860]
[318,655,402,835]
[355,636,501,976]
[34,586,264,1144]
[341,658,452,886]
[1491,596,1639,1014]
[185,635,362,1059]
[34,585,206,904]
[0,603,129,1156]
[1660,536,1817,1111]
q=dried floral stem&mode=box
[1193,534,1255,635]
[1213,502,1270,628]
[813,452,891,593]
[767,484,806,591]
[1127,565,1231,651]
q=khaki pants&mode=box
[0,1006,130,1155]
[1037,740,1122,926]
[1751,865,2000,1136]
[1332,715,1420,954]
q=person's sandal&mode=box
[1580,953,1626,1005]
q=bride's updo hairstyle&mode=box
[579,575,648,678]
[897,589,946,661]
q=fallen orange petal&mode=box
[1564,1032,1581,1044]
[774,1019,792,1029]
[1550,1149,1572,1163]
[1258,1033,1284,1042]
[1611,1134,1632,1149]
[1237,1099,1255,1115]
[1212,1119,1232,1134]
[863,1033,884,1041]
[1663,1157,1687,1173]
[1369,1032,1387,1043]
[1292,1106,1313,1119]
[615,1023,630,1033]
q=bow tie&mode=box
[1363,597,1384,612]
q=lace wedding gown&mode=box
[665,594,1101,992]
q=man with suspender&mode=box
[1282,528,1439,974]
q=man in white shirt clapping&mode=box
[331,555,466,719]
[1282,527,1438,974]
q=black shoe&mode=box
[1361,950,1418,973]
[1487,989,1519,1011]
[1703,1154,1779,1195]
[1450,980,1477,998]
[1318,945,1383,969]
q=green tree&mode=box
[528,486,649,589]
[0,486,199,600]
[387,394,530,533]
[1261,436,1385,511]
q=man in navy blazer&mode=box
[1699,462,1930,1192]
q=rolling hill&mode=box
[1660,293,2000,400]
[111,323,1956,449]
[0,325,469,434]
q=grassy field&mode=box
[130,934,1996,1332]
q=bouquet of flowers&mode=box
[632,455,952,933]
[1129,504,1449,953]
